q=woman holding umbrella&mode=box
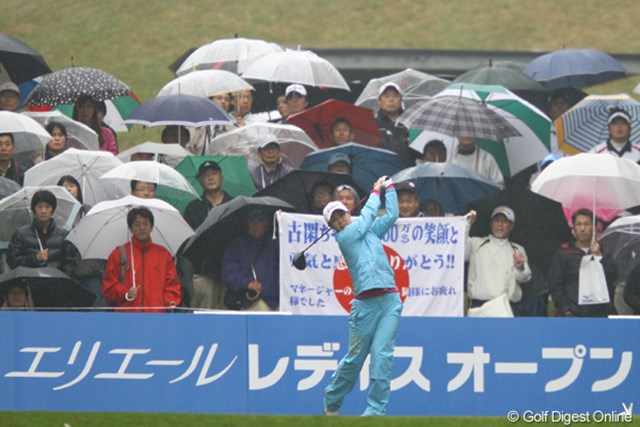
[72,95,118,155]
[44,122,69,160]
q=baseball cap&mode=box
[285,84,307,97]
[197,160,221,177]
[0,82,19,95]
[328,152,351,167]
[323,200,348,224]
[608,108,631,125]
[491,206,515,223]
[395,181,417,195]
[257,133,280,149]
[378,82,402,97]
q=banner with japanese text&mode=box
[278,212,465,316]
[0,312,637,417]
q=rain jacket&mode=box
[336,187,398,296]
[250,162,294,190]
[221,234,279,310]
[102,236,181,312]
[376,111,415,167]
[7,219,76,277]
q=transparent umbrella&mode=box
[158,70,254,98]
[0,110,50,153]
[22,110,99,151]
[117,141,192,167]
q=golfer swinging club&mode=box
[322,175,402,416]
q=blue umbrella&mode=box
[299,142,406,190]
[123,94,234,127]
[523,49,627,90]
[391,162,500,215]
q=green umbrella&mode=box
[452,66,548,92]
[175,155,256,197]
[435,83,551,178]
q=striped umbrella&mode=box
[555,94,640,155]
[434,83,552,178]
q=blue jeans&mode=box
[324,291,403,416]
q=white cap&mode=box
[378,82,402,97]
[491,206,515,223]
[257,133,280,149]
[608,109,631,125]
[323,201,348,224]
[0,82,19,94]
[285,84,307,97]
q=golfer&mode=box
[322,176,402,416]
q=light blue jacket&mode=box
[336,187,398,296]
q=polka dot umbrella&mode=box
[25,67,132,106]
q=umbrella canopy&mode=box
[555,94,640,155]
[391,162,500,215]
[523,49,628,90]
[599,215,640,279]
[22,110,99,151]
[286,99,382,148]
[399,95,522,141]
[117,141,192,167]
[453,65,548,92]
[123,94,234,128]
[0,34,52,84]
[0,176,21,198]
[435,83,552,177]
[208,122,318,169]
[0,266,95,308]
[531,153,640,222]
[0,185,81,243]
[253,170,363,213]
[468,186,572,276]
[175,155,256,197]
[0,110,51,153]
[24,148,125,206]
[355,68,450,111]
[300,143,405,190]
[25,67,133,107]
[158,69,254,98]
[100,161,198,213]
[66,195,194,259]
[241,48,350,91]
[176,37,284,76]
[181,195,294,275]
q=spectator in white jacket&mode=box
[451,136,504,189]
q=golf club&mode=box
[292,179,389,270]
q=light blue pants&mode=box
[324,291,403,416]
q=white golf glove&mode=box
[380,176,393,188]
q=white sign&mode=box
[278,212,465,316]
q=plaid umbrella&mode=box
[555,94,640,155]
[25,67,132,107]
[399,96,521,141]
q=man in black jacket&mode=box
[8,190,76,276]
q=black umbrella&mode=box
[468,186,572,277]
[181,196,294,275]
[0,34,52,84]
[0,266,95,308]
[253,170,364,213]
[25,67,132,107]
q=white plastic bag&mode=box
[578,256,610,305]
[467,293,514,317]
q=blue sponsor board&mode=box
[0,312,637,416]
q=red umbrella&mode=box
[287,98,382,148]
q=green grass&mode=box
[2,0,640,149]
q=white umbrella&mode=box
[531,153,640,223]
[176,37,284,76]
[0,185,81,243]
[241,48,350,90]
[100,161,199,213]
[0,110,51,153]
[22,110,99,151]
[158,70,254,98]
[66,195,194,259]
[23,148,125,206]
[355,68,449,111]
[207,122,318,169]
[117,141,192,167]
